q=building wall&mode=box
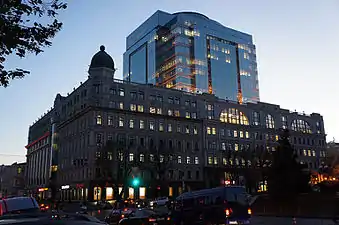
[34,66,326,199]
[0,163,26,197]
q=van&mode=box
[173,186,252,225]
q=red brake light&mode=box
[149,218,156,222]
[225,208,232,217]
[167,217,171,221]
[121,214,125,218]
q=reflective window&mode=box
[291,119,312,134]
[266,114,275,129]
[129,44,147,83]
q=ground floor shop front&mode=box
[57,180,205,202]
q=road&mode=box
[58,203,339,225]
[251,216,338,225]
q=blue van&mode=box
[173,186,252,225]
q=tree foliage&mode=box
[268,129,310,199]
[0,0,67,87]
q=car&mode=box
[104,208,136,225]
[0,197,40,216]
[118,209,171,225]
[150,197,169,207]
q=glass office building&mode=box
[123,10,260,103]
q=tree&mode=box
[268,129,310,199]
[0,0,67,87]
[142,142,173,198]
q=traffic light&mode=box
[132,178,140,187]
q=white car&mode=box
[150,197,169,206]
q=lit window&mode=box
[129,119,134,129]
[194,157,199,164]
[130,104,136,111]
[140,120,145,129]
[150,107,156,114]
[193,126,198,135]
[275,135,279,141]
[168,124,172,132]
[159,122,164,131]
[208,156,212,165]
[186,156,191,164]
[139,154,145,162]
[223,158,227,165]
[119,88,124,96]
[185,112,190,118]
[168,109,173,116]
[119,102,124,109]
[214,157,218,165]
[235,143,239,151]
[178,156,182,164]
[266,114,275,129]
[149,121,155,130]
[312,150,316,157]
[129,153,134,162]
[157,108,162,114]
[118,152,123,161]
[207,127,211,135]
[240,131,244,138]
[108,116,113,126]
[234,130,238,137]
[220,108,249,125]
[185,125,190,134]
[308,150,311,156]
[212,127,216,135]
[291,119,312,134]
[137,105,144,112]
[119,117,124,127]
[245,131,249,139]
[221,142,226,150]
[174,110,180,117]
[96,115,102,125]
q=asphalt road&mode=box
[251,216,339,225]
[57,204,339,225]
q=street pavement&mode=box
[55,203,339,225]
[251,216,339,225]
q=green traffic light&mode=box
[132,178,140,187]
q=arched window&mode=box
[291,119,312,134]
[219,108,249,125]
[265,114,275,129]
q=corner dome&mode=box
[89,45,115,70]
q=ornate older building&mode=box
[26,45,327,201]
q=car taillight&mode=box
[149,218,156,222]
[45,206,49,209]
[225,208,232,217]
[167,217,171,221]
[121,214,125,218]
[248,208,252,215]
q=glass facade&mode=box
[123,10,260,103]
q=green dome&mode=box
[89,45,115,70]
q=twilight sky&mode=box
[0,0,338,165]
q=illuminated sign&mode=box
[61,185,70,190]
[38,188,48,192]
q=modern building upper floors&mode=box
[123,10,260,104]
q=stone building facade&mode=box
[26,46,327,201]
[0,162,26,198]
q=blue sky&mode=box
[1,0,338,165]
